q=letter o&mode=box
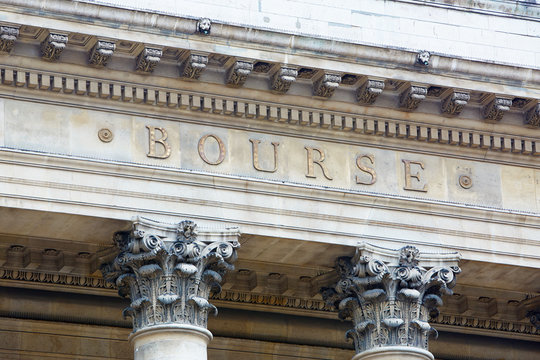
[198,134,226,165]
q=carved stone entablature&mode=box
[322,243,460,355]
[314,73,342,98]
[399,85,427,111]
[356,79,385,105]
[179,53,209,80]
[271,66,298,94]
[40,33,68,61]
[135,47,162,73]
[524,103,540,128]
[101,217,240,333]
[441,91,470,116]
[89,40,116,67]
[0,26,19,53]
[482,97,512,122]
[226,60,254,87]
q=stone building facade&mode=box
[0,0,539,359]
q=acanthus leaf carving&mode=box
[271,67,298,94]
[314,73,341,98]
[179,53,208,80]
[0,26,19,53]
[399,85,427,111]
[101,217,240,333]
[322,244,460,355]
[524,103,540,128]
[441,90,470,116]
[89,40,116,67]
[356,79,385,105]
[483,97,512,122]
[226,60,253,87]
[136,47,162,73]
[40,33,68,62]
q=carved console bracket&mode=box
[314,73,342,98]
[399,85,427,111]
[40,33,68,62]
[226,59,254,87]
[0,26,19,53]
[322,243,460,356]
[271,66,298,94]
[179,53,209,80]
[356,78,385,105]
[101,217,240,333]
[524,103,540,128]
[482,97,512,122]
[135,47,162,73]
[89,40,116,67]
[441,90,470,116]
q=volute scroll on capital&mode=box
[101,217,241,333]
[322,243,461,355]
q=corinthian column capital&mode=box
[322,243,460,359]
[102,217,240,335]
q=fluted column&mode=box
[102,217,240,360]
[322,244,460,360]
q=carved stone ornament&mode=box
[101,217,240,333]
[271,67,298,94]
[40,33,68,62]
[356,79,385,105]
[180,53,209,80]
[197,18,211,35]
[441,91,470,116]
[314,73,342,98]
[482,97,512,122]
[417,50,430,66]
[226,60,254,87]
[322,243,460,355]
[399,85,427,111]
[524,103,540,128]
[0,26,19,53]
[89,40,116,67]
[135,47,162,73]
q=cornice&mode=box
[0,1,538,87]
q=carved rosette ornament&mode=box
[0,26,19,53]
[399,85,427,111]
[271,67,298,94]
[89,40,116,67]
[180,53,209,80]
[135,47,162,73]
[314,73,342,98]
[482,97,512,122]
[356,79,385,105]
[322,244,460,358]
[441,91,470,116]
[101,217,240,333]
[40,33,68,61]
[226,60,253,87]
